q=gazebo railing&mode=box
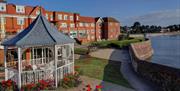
[21,69,55,85]
[30,57,54,65]
[7,68,18,83]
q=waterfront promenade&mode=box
[90,48,158,91]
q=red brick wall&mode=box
[0,2,120,43]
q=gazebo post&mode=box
[72,43,75,74]
[18,47,22,89]
[4,46,8,80]
[54,45,58,88]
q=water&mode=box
[150,35,180,69]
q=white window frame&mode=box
[17,18,24,25]
[85,23,89,27]
[16,5,25,13]
[70,16,74,21]
[0,3,6,11]
[79,23,83,27]
[0,17,6,24]
[91,23,95,27]
[36,10,40,15]
[61,23,67,28]
[58,14,62,20]
[70,23,75,28]
[64,15,68,20]
[76,16,79,20]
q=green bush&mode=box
[90,38,144,49]
[74,48,89,55]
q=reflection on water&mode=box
[150,35,180,69]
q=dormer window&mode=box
[16,5,25,13]
[36,10,40,15]
[0,3,6,11]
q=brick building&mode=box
[0,1,120,63]
[0,1,120,43]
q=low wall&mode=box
[129,40,180,91]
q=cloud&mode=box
[121,9,180,26]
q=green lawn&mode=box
[90,37,145,49]
[75,57,132,88]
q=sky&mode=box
[7,0,180,26]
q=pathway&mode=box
[60,76,135,91]
[90,48,158,91]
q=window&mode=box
[17,18,24,25]
[91,30,95,33]
[50,15,53,21]
[70,31,77,38]
[64,15,68,20]
[76,16,79,20]
[16,5,25,13]
[36,10,40,15]
[45,13,48,19]
[85,23,89,27]
[91,23,95,27]
[0,3,6,11]
[79,23,83,27]
[60,23,67,28]
[70,16,74,21]
[58,14,62,20]
[79,30,87,38]
[0,17,6,24]
[70,23,75,28]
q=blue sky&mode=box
[8,0,180,26]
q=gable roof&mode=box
[102,17,119,23]
[2,13,75,47]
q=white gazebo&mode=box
[1,13,75,89]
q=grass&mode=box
[90,37,145,49]
[75,57,132,88]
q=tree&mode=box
[132,21,142,33]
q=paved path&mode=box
[90,48,158,91]
[89,48,130,62]
[60,76,135,91]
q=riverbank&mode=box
[129,31,180,38]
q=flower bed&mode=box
[21,79,55,91]
[61,72,82,88]
[0,79,18,91]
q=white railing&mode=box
[21,69,55,85]
[7,68,18,83]
[29,57,54,65]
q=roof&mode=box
[102,17,119,23]
[80,16,95,23]
[2,13,75,47]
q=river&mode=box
[150,35,180,69]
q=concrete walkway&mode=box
[60,76,135,91]
[90,48,158,91]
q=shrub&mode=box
[61,72,82,88]
[74,48,89,55]
[90,38,144,49]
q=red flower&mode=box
[74,66,80,69]
[96,85,102,89]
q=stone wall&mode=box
[129,40,180,91]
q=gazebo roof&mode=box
[2,13,75,47]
